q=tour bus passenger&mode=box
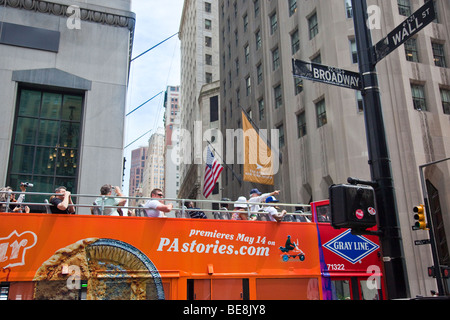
[92,184,126,216]
[49,186,75,214]
[248,188,281,213]
[232,196,249,220]
[186,201,207,219]
[0,184,30,213]
[143,188,173,218]
[263,196,287,222]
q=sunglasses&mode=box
[156,193,164,197]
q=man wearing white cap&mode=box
[248,188,280,214]
[263,196,287,222]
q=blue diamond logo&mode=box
[323,229,379,264]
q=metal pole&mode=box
[419,158,450,295]
[351,0,409,299]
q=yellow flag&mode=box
[242,111,274,185]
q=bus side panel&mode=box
[0,213,323,300]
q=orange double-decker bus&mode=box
[0,194,383,300]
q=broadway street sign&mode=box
[373,0,435,64]
[292,59,362,91]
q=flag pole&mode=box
[205,139,242,184]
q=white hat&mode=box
[234,196,248,208]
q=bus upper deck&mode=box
[0,191,384,300]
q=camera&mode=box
[21,182,34,188]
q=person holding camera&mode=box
[92,184,126,216]
[49,186,75,214]
[0,183,31,213]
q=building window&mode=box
[272,47,280,70]
[246,76,251,96]
[257,63,263,84]
[270,12,278,35]
[254,0,260,17]
[398,0,411,16]
[243,14,249,32]
[255,30,262,50]
[205,54,212,65]
[308,12,319,40]
[205,36,212,47]
[289,0,297,17]
[277,123,285,148]
[316,99,327,127]
[345,0,353,18]
[432,42,447,68]
[258,98,265,121]
[297,112,307,138]
[440,88,450,115]
[357,91,364,113]
[205,2,211,13]
[405,38,419,62]
[411,84,427,111]
[274,85,282,109]
[206,72,213,84]
[294,77,303,95]
[7,87,83,203]
[291,30,300,54]
[205,19,212,30]
[350,39,358,64]
[244,44,250,63]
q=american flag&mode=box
[203,146,223,198]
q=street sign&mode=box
[292,59,362,91]
[415,239,431,246]
[373,0,436,64]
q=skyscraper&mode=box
[219,0,450,296]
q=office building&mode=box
[178,0,222,207]
[0,0,135,210]
[219,0,449,296]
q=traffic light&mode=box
[329,184,377,230]
[413,204,427,230]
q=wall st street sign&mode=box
[373,0,436,64]
[292,59,362,91]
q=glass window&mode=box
[289,0,297,17]
[411,84,427,111]
[441,88,450,115]
[398,0,411,16]
[274,85,282,109]
[270,12,277,35]
[297,112,307,138]
[405,38,419,62]
[316,99,327,127]
[432,42,447,68]
[308,13,319,39]
[331,280,351,300]
[7,87,83,207]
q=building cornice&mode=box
[0,0,136,31]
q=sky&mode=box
[122,0,184,195]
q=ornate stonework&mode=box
[0,0,135,31]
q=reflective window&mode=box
[7,88,83,206]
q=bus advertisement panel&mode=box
[0,213,322,300]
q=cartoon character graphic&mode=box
[279,235,305,262]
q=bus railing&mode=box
[0,190,312,222]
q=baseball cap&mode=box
[265,196,279,203]
[250,188,262,195]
